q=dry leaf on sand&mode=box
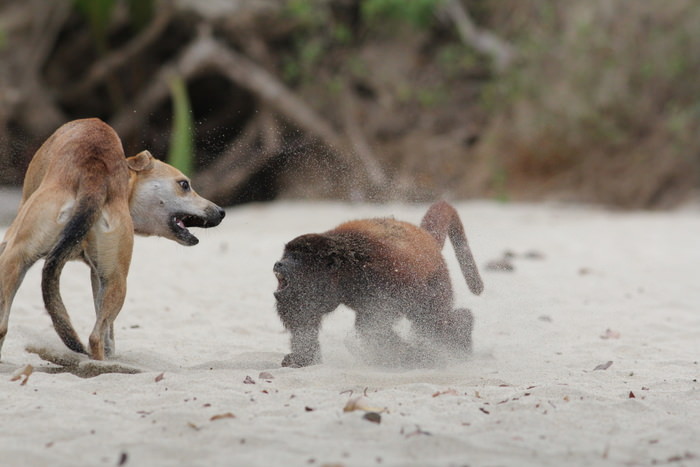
[601,329,621,339]
[343,397,386,414]
[432,389,459,397]
[10,364,33,386]
[210,413,236,421]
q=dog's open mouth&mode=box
[168,207,224,246]
[169,214,205,246]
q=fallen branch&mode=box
[193,113,268,201]
[24,0,72,82]
[112,28,386,199]
[444,0,515,72]
[341,84,389,195]
[109,30,213,136]
[61,3,174,100]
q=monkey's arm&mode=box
[282,325,321,367]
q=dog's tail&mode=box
[42,186,105,355]
[420,201,484,295]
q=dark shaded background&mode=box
[1,0,699,208]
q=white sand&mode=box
[1,201,698,467]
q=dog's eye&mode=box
[178,180,190,191]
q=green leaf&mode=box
[127,0,154,31]
[168,76,194,176]
[361,0,444,29]
[73,0,116,53]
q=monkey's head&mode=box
[273,233,346,316]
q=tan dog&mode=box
[0,118,224,360]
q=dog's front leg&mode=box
[0,244,37,359]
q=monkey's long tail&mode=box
[42,189,104,355]
[420,201,484,295]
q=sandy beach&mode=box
[1,200,698,466]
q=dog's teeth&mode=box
[176,218,186,229]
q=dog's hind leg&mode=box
[0,194,64,359]
[88,271,127,360]
[89,266,115,356]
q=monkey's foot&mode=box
[281,352,320,368]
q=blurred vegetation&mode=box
[73,0,116,53]
[0,0,698,208]
[74,0,153,47]
[167,76,195,176]
[475,0,700,206]
[361,0,445,29]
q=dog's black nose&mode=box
[218,207,225,220]
[273,261,284,273]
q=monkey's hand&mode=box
[281,352,320,368]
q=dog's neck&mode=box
[127,170,151,235]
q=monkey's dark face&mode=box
[272,254,300,298]
[273,234,342,306]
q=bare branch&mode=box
[193,114,265,201]
[111,29,388,199]
[341,86,388,190]
[61,4,174,100]
[444,0,515,72]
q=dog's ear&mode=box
[126,150,155,172]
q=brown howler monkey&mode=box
[273,201,483,368]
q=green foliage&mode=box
[127,0,154,31]
[284,0,325,27]
[437,43,481,78]
[416,86,449,108]
[73,0,154,52]
[282,37,326,83]
[282,1,331,84]
[168,76,195,176]
[73,0,116,52]
[325,76,343,95]
[491,167,509,203]
[361,0,445,29]
[474,0,700,206]
[346,56,369,79]
[332,24,353,45]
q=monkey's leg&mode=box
[283,325,321,367]
[354,312,436,367]
[415,307,474,355]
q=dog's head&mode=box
[127,151,225,246]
